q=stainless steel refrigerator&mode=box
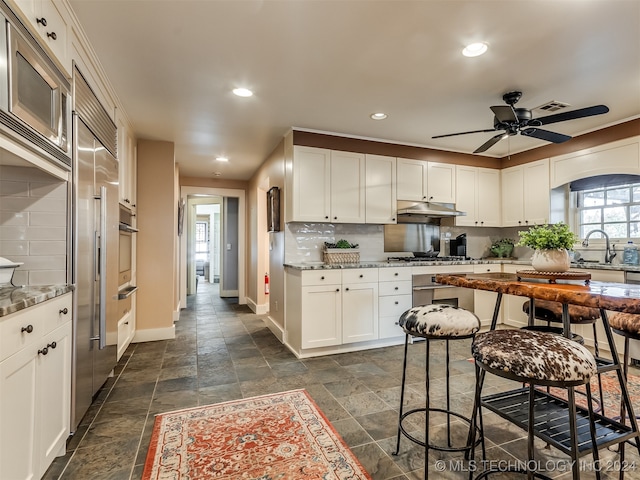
[71,67,119,431]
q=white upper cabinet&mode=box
[501,158,550,227]
[11,0,71,74]
[290,146,365,223]
[330,150,365,223]
[455,166,501,227]
[365,154,397,224]
[117,113,137,210]
[397,158,455,203]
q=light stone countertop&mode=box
[0,284,74,317]
[284,258,640,271]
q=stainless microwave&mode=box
[0,4,71,168]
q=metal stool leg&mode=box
[393,334,410,456]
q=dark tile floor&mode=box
[43,281,640,479]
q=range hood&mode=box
[396,200,466,222]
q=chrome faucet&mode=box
[582,229,617,264]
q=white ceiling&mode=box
[68,0,640,180]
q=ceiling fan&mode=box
[432,91,609,154]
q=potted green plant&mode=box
[490,238,515,258]
[517,222,578,272]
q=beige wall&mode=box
[135,139,177,340]
[247,136,286,329]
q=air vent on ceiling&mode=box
[533,100,571,113]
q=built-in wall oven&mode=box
[412,273,474,311]
[118,205,137,288]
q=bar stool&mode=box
[522,299,604,412]
[469,329,600,480]
[393,304,481,479]
[607,312,640,467]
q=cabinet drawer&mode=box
[379,280,412,297]
[301,270,341,286]
[379,315,405,339]
[0,294,71,362]
[379,295,412,317]
[379,267,412,282]
[473,264,501,274]
[342,268,378,284]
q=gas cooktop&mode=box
[387,256,470,263]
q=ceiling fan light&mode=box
[462,42,488,57]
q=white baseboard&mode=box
[264,315,284,342]
[246,297,268,315]
[132,325,176,343]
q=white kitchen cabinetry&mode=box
[11,0,71,73]
[472,264,502,327]
[378,267,411,339]
[0,293,72,480]
[501,158,550,227]
[296,270,343,349]
[397,158,456,203]
[290,146,365,223]
[342,269,378,344]
[117,292,136,361]
[455,166,501,227]
[330,151,366,223]
[365,154,397,224]
[117,115,137,210]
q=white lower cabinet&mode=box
[501,264,530,327]
[342,282,378,344]
[378,268,412,339]
[0,293,72,480]
[301,284,342,349]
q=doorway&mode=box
[179,186,246,308]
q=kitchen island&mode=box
[434,271,640,471]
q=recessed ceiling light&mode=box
[370,113,387,120]
[232,87,253,97]
[462,42,488,57]
[215,156,229,162]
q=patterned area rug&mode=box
[142,389,372,480]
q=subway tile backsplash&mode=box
[0,165,68,285]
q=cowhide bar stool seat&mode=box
[469,329,600,480]
[393,304,481,479]
[522,299,605,412]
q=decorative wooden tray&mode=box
[516,270,591,284]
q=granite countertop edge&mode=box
[0,284,74,317]
[284,259,640,271]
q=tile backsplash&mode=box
[285,221,534,264]
[0,165,68,285]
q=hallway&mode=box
[43,281,636,479]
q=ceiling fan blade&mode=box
[473,132,509,153]
[491,105,518,123]
[536,105,609,126]
[432,128,496,139]
[521,128,572,143]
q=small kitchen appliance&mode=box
[449,233,467,257]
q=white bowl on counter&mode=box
[0,257,23,285]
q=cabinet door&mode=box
[397,158,426,201]
[477,168,501,227]
[455,166,478,226]
[342,283,378,344]
[37,322,71,477]
[427,162,456,203]
[301,285,341,348]
[0,345,38,480]
[501,264,529,327]
[501,166,525,227]
[292,146,331,222]
[330,151,365,223]
[523,159,550,225]
[365,154,397,224]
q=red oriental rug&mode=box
[141,389,372,480]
